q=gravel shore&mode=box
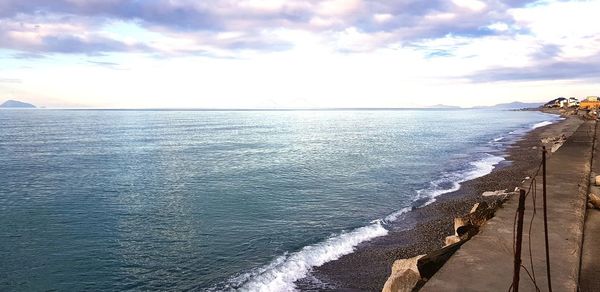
[297,111,583,291]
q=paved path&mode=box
[421,120,596,292]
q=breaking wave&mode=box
[220,154,504,291]
[413,154,505,206]
[532,121,553,129]
[223,222,388,292]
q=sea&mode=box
[0,109,560,291]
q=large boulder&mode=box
[382,255,424,292]
[589,193,600,209]
[384,196,510,291]
[444,235,461,246]
[454,201,494,237]
[482,190,507,197]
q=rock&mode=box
[541,135,567,152]
[456,224,479,239]
[470,201,488,213]
[469,203,480,213]
[382,269,420,292]
[444,235,461,246]
[588,202,595,209]
[417,241,464,279]
[382,255,424,292]
[482,190,507,197]
[542,134,567,145]
[454,200,498,238]
[589,193,600,209]
[551,143,563,153]
[595,176,600,186]
[453,217,467,235]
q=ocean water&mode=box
[0,109,559,291]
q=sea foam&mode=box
[227,222,388,291]
[415,154,505,206]
[532,121,553,129]
[226,154,505,291]
[225,154,505,291]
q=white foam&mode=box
[493,136,504,142]
[383,206,412,223]
[220,155,505,291]
[416,154,505,206]
[532,121,553,129]
[386,155,505,224]
[228,222,388,291]
[464,155,505,181]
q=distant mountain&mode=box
[0,100,36,108]
[425,104,462,109]
[476,101,543,109]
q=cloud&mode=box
[459,0,600,83]
[531,44,562,60]
[0,78,22,83]
[0,15,150,55]
[11,52,46,59]
[470,52,600,82]
[0,0,538,55]
[86,60,130,71]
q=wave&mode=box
[466,155,505,180]
[531,121,553,129]
[384,206,413,223]
[414,154,505,206]
[221,154,505,291]
[221,115,561,290]
[223,221,388,292]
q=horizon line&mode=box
[0,106,537,111]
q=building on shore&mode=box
[579,96,600,110]
[544,97,568,108]
[568,97,580,107]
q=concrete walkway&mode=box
[421,120,596,292]
[579,121,600,292]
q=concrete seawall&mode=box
[580,120,600,291]
[421,120,596,292]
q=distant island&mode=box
[423,101,542,109]
[0,100,36,108]
[425,104,462,109]
[475,101,543,109]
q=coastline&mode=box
[298,109,583,291]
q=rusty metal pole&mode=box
[513,189,526,292]
[542,146,553,292]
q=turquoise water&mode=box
[0,109,558,291]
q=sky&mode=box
[0,0,599,109]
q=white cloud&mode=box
[373,13,393,23]
[317,0,362,16]
[510,0,600,60]
[452,0,486,11]
[487,22,509,32]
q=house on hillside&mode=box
[568,97,580,107]
[579,96,600,110]
[544,97,568,108]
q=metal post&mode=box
[542,146,553,292]
[513,189,526,292]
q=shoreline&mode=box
[298,109,583,291]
